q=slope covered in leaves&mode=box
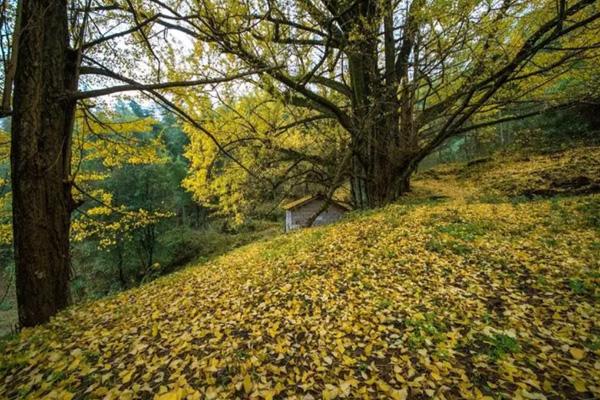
[416,146,600,200]
[1,169,600,399]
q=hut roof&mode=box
[281,194,352,211]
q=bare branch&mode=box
[75,67,274,100]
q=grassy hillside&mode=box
[1,150,599,399]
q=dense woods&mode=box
[0,0,599,398]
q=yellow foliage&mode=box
[74,111,164,168]
[0,107,171,247]
[71,201,174,248]
[181,91,348,223]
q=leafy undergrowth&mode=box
[1,194,599,399]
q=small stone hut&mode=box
[282,194,352,232]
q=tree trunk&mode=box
[346,23,418,210]
[350,137,415,209]
[347,69,417,209]
[115,239,127,289]
[10,0,75,327]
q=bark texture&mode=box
[345,4,420,209]
[11,0,75,327]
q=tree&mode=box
[0,0,260,326]
[144,0,600,208]
[8,0,77,327]
[182,90,346,222]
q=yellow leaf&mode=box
[205,387,218,400]
[243,374,253,394]
[323,387,338,400]
[59,391,75,400]
[268,322,280,337]
[342,355,356,366]
[154,390,180,400]
[121,370,134,384]
[390,387,408,400]
[573,379,586,393]
[206,358,219,372]
[569,347,586,360]
[520,390,547,400]
[92,387,109,397]
[188,391,201,400]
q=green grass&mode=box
[486,333,521,360]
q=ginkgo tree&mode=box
[139,0,600,208]
[181,89,348,222]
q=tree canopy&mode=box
[125,0,600,208]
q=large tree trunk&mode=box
[350,133,416,209]
[345,11,420,210]
[10,0,76,327]
[347,52,417,208]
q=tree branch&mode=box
[74,67,274,100]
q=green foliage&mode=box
[406,313,447,350]
[508,104,600,152]
[568,278,588,295]
[485,333,521,361]
[436,221,488,241]
[421,101,600,170]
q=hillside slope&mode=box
[1,151,599,400]
[413,146,600,202]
